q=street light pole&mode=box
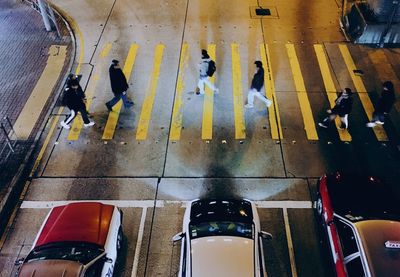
[37,0,51,31]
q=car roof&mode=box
[18,259,83,277]
[325,173,400,221]
[190,236,255,277]
[190,199,253,224]
[355,220,400,277]
[35,202,115,248]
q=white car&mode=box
[173,199,272,277]
[16,202,123,277]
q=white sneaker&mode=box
[366,122,376,128]
[60,121,70,129]
[84,121,95,127]
[266,99,272,107]
[245,104,254,108]
[376,120,384,125]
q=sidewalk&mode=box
[0,0,72,234]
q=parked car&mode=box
[172,199,272,277]
[316,172,400,277]
[17,202,123,277]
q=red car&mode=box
[17,202,123,277]
[316,173,400,277]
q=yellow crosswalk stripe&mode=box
[260,44,283,140]
[231,43,246,139]
[202,44,216,140]
[368,50,400,113]
[102,43,138,140]
[314,44,352,142]
[286,44,318,140]
[169,43,189,141]
[339,44,388,141]
[68,42,112,140]
[136,44,165,140]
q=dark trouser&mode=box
[106,93,132,108]
[322,113,349,128]
[64,107,90,124]
[371,111,385,123]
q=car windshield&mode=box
[189,221,254,239]
[25,242,103,265]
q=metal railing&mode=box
[0,117,18,165]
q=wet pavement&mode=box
[1,0,400,276]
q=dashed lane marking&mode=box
[314,44,352,142]
[231,43,246,139]
[202,44,216,140]
[136,44,165,140]
[169,43,189,141]
[68,42,112,140]
[286,44,318,140]
[339,44,388,141]
[261,44,283,140]
[102,44,138,140]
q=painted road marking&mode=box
[102,44,138,140]
[202,44,216,140]
[314,44,352,142]
[13,45,67,140]
[286,44,318,140]
[20,200,312,209]
[260,44,283,140]
[368,49,400,113]
[231,43,246,139]
[131,207,147,277]
[68,42,112,140]
[136,44,165,140]
[339,44,388,141]
[170,43,189,141]
[283,208,298,277]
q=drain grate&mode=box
[255,8,271,16]
[250,6,279,19]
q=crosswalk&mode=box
[62,42,398,143]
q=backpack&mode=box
[207,60,216,77]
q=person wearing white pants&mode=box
[197,49,218,95]
[245,61,272,108]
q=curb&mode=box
[0,3,77,249]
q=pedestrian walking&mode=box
[245,60,272,109]
[318,88,353,129]
[60,79,95,129]
[66,73,86,100]
[196,49,219,95]
[366,81,396,127]
[105,59,133,111]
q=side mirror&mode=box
[259,231,273,240]
[14,258,24,266]
[172,232,185,242]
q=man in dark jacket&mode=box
[318,88,353,129]
[245,60,272,108]
[105,59,133,111]
[60,79,94,129]
[367,81,396,127]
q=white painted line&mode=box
[283,208,298,277]
[131,207,147,277]
[255,200,311,209]
[20,200,312,209]
[20,200,162,209]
